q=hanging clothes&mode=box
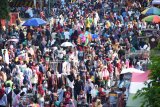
[62,61,67,74]
[57,63,63,74]
[62,61,71,74]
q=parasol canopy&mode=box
[120,68,145,74]
[142,15,160,23]
[61,42,74,47]
[22,18,46,26]
[141,7,160,15]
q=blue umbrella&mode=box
[142,7,160,15]
[22,18,46,26]
[92,34,98,39]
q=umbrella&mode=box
[5,38,19,46]
[87,33,92,42]
[152,0,160,5]
[61,42,74,47]
[141,7,160,15]
[84,31,92,41]
[7,38,19,43]
[22,18,46,26]
[120,68,145,74]
[142,15,160,23]
[92,34,98,39]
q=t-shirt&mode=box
[64,31,70,40]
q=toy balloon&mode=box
[81,36,86,43]
[84,38,89,46]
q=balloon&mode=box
[81,36,86,43]
[85,31,89,36]
[84,38,89,46]
[87,33,92,42]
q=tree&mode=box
[0,0,10,33]
[134,42,160,107]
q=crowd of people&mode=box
[0,0,156,107]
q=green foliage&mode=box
[154,41,160,51]
[134,48,160,107]
[0,0,10,20]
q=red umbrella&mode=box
[142,15,160,23]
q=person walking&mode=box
[84,79,94,104]
[0,86,7,107]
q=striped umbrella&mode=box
[141,7,160,15]
[142,15,160,23]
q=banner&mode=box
[0,12,19,26]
